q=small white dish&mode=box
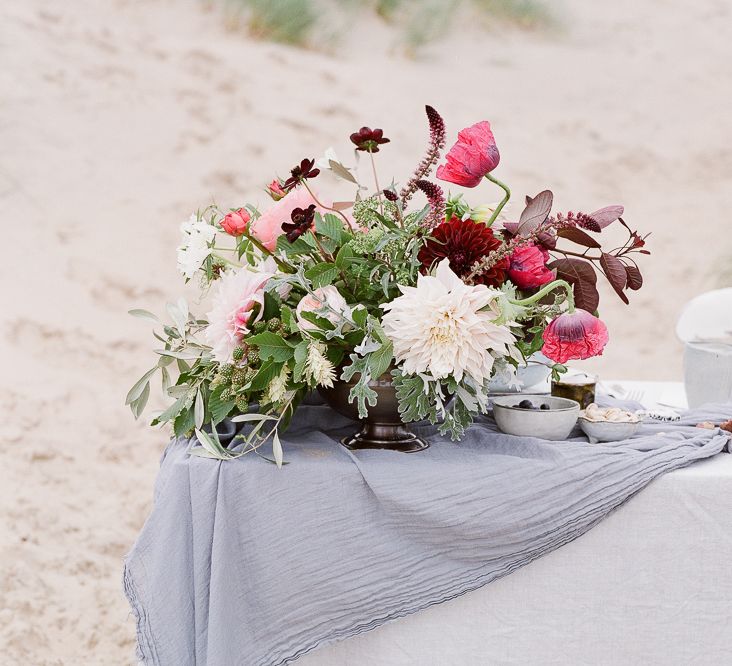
[578,417,641,444]
[492,395,580,441]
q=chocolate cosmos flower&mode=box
[283,158,320,192]
[282,204,316,243]
[350,127,390,152]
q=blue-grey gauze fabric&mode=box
[124,401,732,666]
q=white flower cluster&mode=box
[176,214,216,279]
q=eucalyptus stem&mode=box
[484,173,511,226]
[508,279,575,312]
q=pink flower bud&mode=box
[220,208,250,237]
[508,244,555,290]
[542,309,609,364]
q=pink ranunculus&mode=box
[221,208,251,237]
[295,286,348,332]
[436,121,500,188]
[508,244,555,290]
[542,309,609,364]
[250,188,327,251]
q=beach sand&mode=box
[1,0,731,662]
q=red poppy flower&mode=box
[436,121,500,188]
[542,309,609,363]
[508,244,555,290]
[418,217,509,287]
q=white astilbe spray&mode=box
[304,340,336,388]
[263,366,291,405]
[381,259,518,384]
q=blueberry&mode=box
[517,399,534,410]
[540,403,550,410]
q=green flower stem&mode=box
[368,149,385,217]
[508,279,575,312]
[239,230,295,274]
[484,173,511,226]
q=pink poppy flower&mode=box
[220,208,251,237]
[436,121,500,188]
[508,244,555,290]
[542,309,609,364]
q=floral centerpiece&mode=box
[127,106,649,463]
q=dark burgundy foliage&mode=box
[283,158,320,191]
[556,227,601,249]
[350,127,390,152]
[516,190,553,235]
[548,258,600,313]
[282,204,316,243]
[625,265,643,290]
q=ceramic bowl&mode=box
[578,417,641,444]
[492,394,580,441]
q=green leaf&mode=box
[280,305,297,334]
[130,382,150,419]
[292,340,309,383]
[305,262,339,289]
[348,379,378,419]
[194,390,205,429]
[247,332,295,362]
[126,368,157,405]
[351,304,368,329]
[328,159,357,184]
[272,430,283,468]
[209,384,235,425]
[173,405,195,437]
[335,243,355,269]
[368,341,393,380]
[316,213,347,243]
[299,310,335,331]
[152,393,190,426]
[230,413,278,423]
[262,290,281,320]
[128,308,160,323]
[194,428,232,460]
[248,360,284,391]
[276,233,312,256]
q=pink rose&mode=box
[295,286,348,332]
[508,244,555,290]
[542,309,609,364]
[436,121,500,188]
[250,188,327,251]
[220,208,251,237]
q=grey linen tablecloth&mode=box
[124,401,732,666]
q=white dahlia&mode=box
[381,259,516,384]
[205,267,272,363]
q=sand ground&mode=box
[1,0,731,663]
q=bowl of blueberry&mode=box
[492,394,580,441]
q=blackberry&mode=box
[267,318,281,332]
[231,369,247,387]
[232,347,246,362]
[253,321,267,334]
[220,363,235,379]
[220,387,233,401]
[245,366,258,382]
[235,396,249,412]
[247,348,260,364]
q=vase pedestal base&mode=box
[340,423,429,453]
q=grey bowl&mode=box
[578,418,641,444]
[492,394,580,441]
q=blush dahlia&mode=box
[418,217,509,287]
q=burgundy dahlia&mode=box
[283,158,320,192]
[282,204,316,243]
[350,127,390,153]
[418,217,509,286]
